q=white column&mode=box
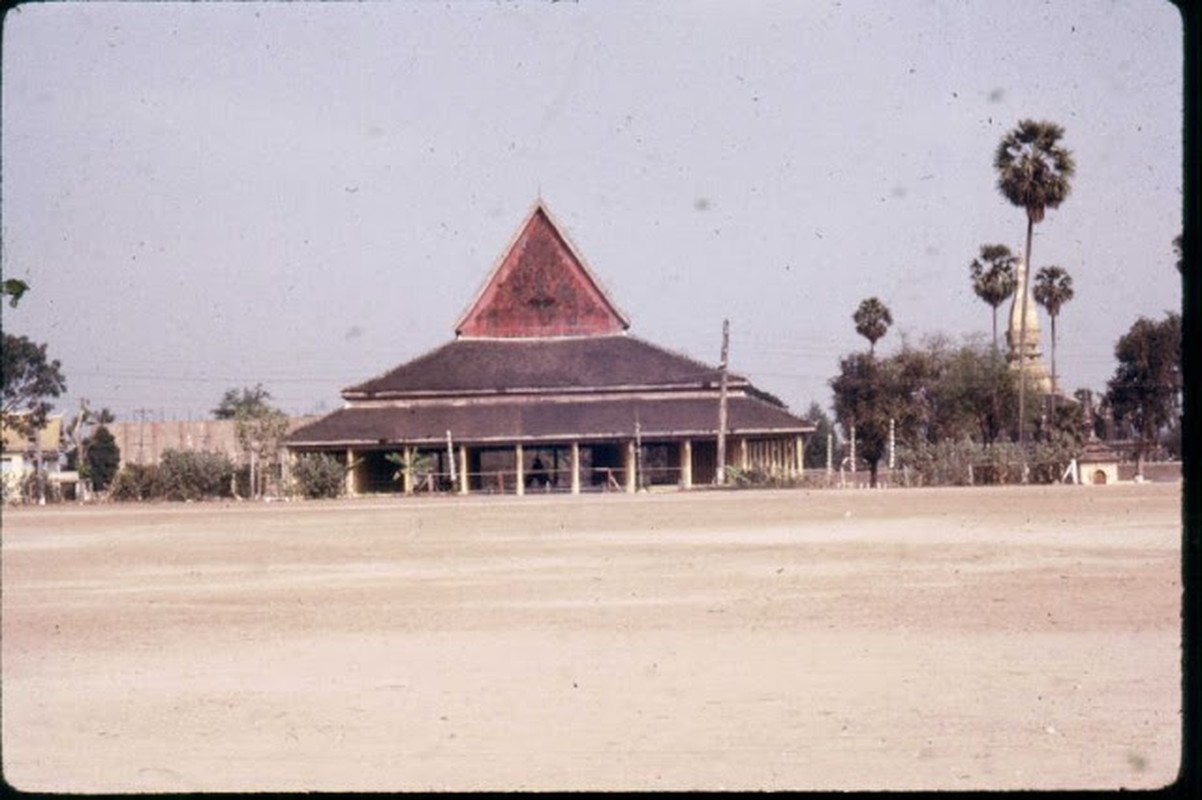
[570,441,581,495]
[624,440,637,494]
[515,443,525,496]
[345,448,357,496]
[402,446,414,495]
[681,439,693,489]
[796,435,805,477]
[458,445,468,495]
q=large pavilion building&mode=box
[286,203,814,495]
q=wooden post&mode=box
[515,443,525,496]
[570,441,581,495]
[716,318,730,484]
[681,439,693,489]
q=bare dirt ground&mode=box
[1,483,1181,792]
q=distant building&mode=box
[287,202,815,495]
[106,417,319,469]
[2,414,69,502]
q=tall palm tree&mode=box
[1033,265,1074,401]
[853,297,892,356]
[994,119,1075,456]
[970,244,1019,353]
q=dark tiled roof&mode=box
[345,335,744,397]
[288,395,811,447]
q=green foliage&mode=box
[852,297,892,353]
[213,384,275,420]
[2,279,29,308]
[235,404,290,497]
[831,336,1029,484]
[969,244,1018,349]
[2,334,67,436]
[290,453,346,499]
[1106,312,1181,463]
[110,464,164,501]
[158,449,235,501]
[994,119,1076,222]
[384,450,434,484]
[86,426,121,490]
[830,352,895,483]
[897,440,1078,487]
[801,401,838,469]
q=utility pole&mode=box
[634,413,643,491]
[134,408,151,465]
[716,318,730,485]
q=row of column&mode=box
[340,434,804,497]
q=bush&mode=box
[158,449,235,501]
[110,464,164,501]
[897,439,1080,486]
[291,453,345,499]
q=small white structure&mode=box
[1077,442,1120,485]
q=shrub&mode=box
[897,439,1081,486]
[158,449,235,501]
[110,463,164,501]
[291,453,345,499]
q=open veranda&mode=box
[1,483,1181,792]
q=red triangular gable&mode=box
[455,204,630,338]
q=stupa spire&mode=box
[1006,258,1053,395]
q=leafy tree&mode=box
[969,244,1018,352]
[235,405,290,498]
[994,119,1075,453]
[801,401,838,469]
[2,279,30,308]
[86,426,121,491]
[853,297,893,356]
[1032,265,1074,399]
[921,337,1020,446]
[213,383,275,420]
[215,384,289,497]
[1106,312,1181,477]
[2,334,67,437]
[830,352,896,486]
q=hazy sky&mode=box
[2,0,1183,423]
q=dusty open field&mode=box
[1,484,1181,792]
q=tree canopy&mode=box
[994,119,1076,223]
[1106,312,1181,469]
[2,334,68,437]
[853,297,893,355]
[969,244,1018,350]
[213,383,276,420]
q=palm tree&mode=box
[1033,265,1074,402]
[853,297,892,356]
[970,244,1019,353]
[994,119,1075,456]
